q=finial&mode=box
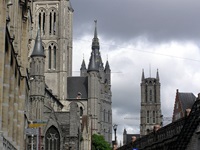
[156,68,159,81]
[94,20,98,38]
[83,53,84,60]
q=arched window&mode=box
[45,126,60,150]
[108,111,109,122]
[104,109,106,121]
[53,46,56,69]
[48,46,51,69]
[38,9,46,35]
[48,43,57,70]
[49,9,57,35]
[80,107,83,116]
[147,110,150,124]
[153,111,156,123]
[149,89,152,102]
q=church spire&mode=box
[31,28,45,58]
[141,69,145,81]
[92,20,100,50]
[156,69,159,81]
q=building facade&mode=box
[0,0,32,149]
[140,70,162,136]
[31,0,73,101]
[65,21,113,149]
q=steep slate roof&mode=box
[178,92,196,111]
[67,77,88,99]
[31,28,45,57]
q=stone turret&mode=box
[80,59,87,76]
[30,29,45,120]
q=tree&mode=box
[92,134,112,150]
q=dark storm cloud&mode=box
[72,0,200,43]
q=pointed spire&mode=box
[105,60,110,71]
[142,69,145,81]
[156,69,159,81]
[31,28,45,58]
[88,52,99,72]
[92,20,100,50]
[81,59,86,70]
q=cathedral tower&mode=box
[31,0,73,101]
[140,69,162,136]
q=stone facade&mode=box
[31,0,73,101]
[140,70,162,136]
[0,0,31,149]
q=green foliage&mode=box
[92,134,112,150]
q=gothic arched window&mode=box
[49,9,57,35]
[53,46,56,69]
[48,43,57,70]
[45,126,60,150]
[104,109,106,122]
[108,111,109,122]
[48,46,51,69]
[153,111,156,123]
[38,9,46,35]
[80,107,83,116]
[147,110,150,124]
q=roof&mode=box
[178,92,196,111]
[67,77,88,99]
[31,29,45,57]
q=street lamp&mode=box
[113,124,118,144]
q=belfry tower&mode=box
[31,0,73,101]
[140,69,162,136]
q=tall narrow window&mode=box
[149,89,152,102]
[49,12,52,34]
[104,109,106,121]
[54,46,56,69]
[39,13,41,28]
[80,107,83,116]
[43,12,45,34]
[48,46,51,69]
[147,110,150,123]
[53,12,56,35]
[153,111,156,123]
[38,9,46,35]
[108,111,110,123]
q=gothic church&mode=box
[0,0,112,149]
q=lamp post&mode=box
[113,124,118,144]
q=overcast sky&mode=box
[71,0,200,144]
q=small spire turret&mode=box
[142,69,145,81]
[92,20,100,50]
[88,52,99,72]
[31,28,45,58]
[156,69,159,81]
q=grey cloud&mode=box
[72,0,200,43]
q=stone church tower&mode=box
[31,0,73,101]
[140,69,162,136]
